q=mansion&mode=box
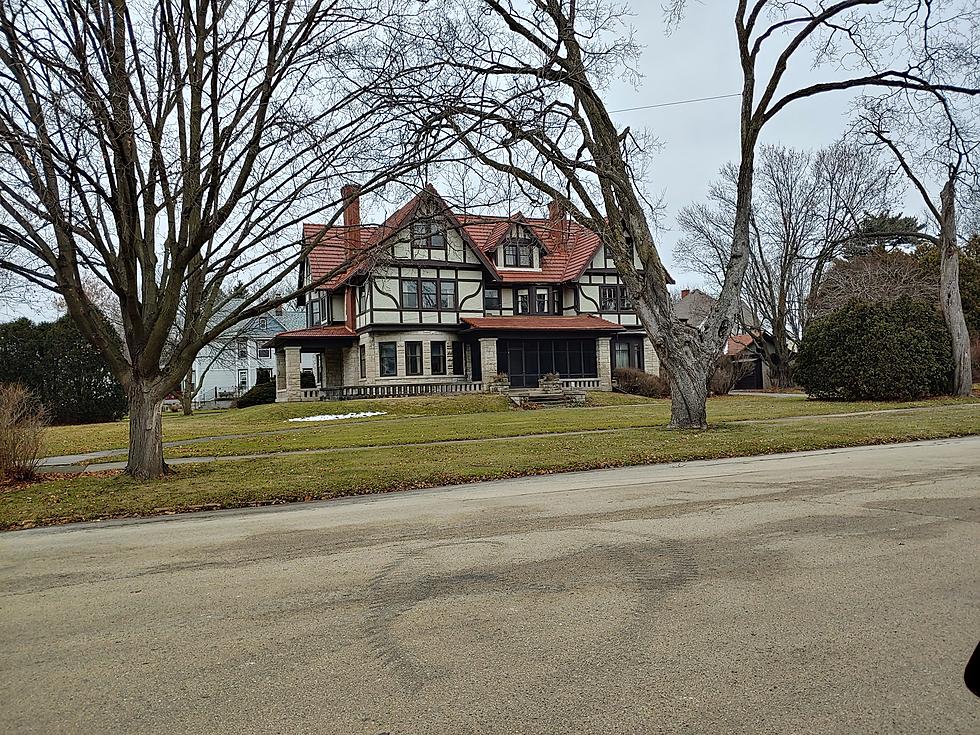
[266,185,668,401]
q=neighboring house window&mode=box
[452,341,465,375]
[259,317,268,330]
[401,277,457,311]
[411,218,448,260]
[430,341,447,375]
[379,342,397,377]
[484,286,501,311]
[502,238,535,268]
[406,341,423,376]
[237,369,247,388]
[237,340,248,359]
[359,345,366,379]
[258,346,271,358]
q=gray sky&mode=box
[2,1,927,322]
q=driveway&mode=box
[2,438,978,734]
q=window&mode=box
[516,290,530,314]
[535,288,549,314]
[401,279,419,309]
[259,317,268,330]
[400,277,457,311]
[406,341,423,376]
[421,279,438,309]
[612,338,643,370]
[237,340,248,359]
[359,345,366,379]
[379,342,397,376]
[599,284,631,312]
[411,217,448,260]
[484,286,501,311]
[614,341,631,369]
[452,341,465,375]
[311,298,322,325]
[503,238,535,268]
[439,280,457,309]
[258,347,271,359]
[430,341,447,375]
[358,286,368,313]
[237,369,248,388]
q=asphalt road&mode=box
[2,438,979,734]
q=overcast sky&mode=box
[2,1,928,322]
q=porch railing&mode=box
[560,378,601,390]
[330,381,485,400]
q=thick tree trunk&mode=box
[664,357,710,429]
[939,180,973,396]
[127,383,168,480]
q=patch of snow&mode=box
[287,411,387,423]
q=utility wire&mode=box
[609,92,742,114]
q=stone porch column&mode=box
[275,349,287,402]
[478,337,498,387]
[596,337,613,391]
[284,346,302,401]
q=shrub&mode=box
[613,367,670,398]
[236,380,276,408]
[0,316,127,424]
[709,354,754,396]
[300,370,317,389]
[0,383,48,482]
[795,298,953,401]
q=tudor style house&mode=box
[266,185,668,401]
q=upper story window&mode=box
[484,286,501,311]
[259,317,268,331]
[237,339,248,359]
[599,284,632,312]
[603,240,635,268]
[502,237,536,268]
[411,217,448,261]
[400,277,457,311]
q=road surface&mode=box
[2,438,979,734]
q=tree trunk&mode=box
[127,382,168,480]
[664,357,710,429]
[939,179,973,396]
[181,372,194,416]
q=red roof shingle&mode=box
[461,315,624,331]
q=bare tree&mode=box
[0,0,431,477]
[398,0,979,427]
[811,247,939,318]
[676,140,894,387]
[856,91,979,395]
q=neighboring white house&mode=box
[190,303,315,407]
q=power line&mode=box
[608,92,742,114]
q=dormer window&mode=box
[503,237,535,268]
[411,217,447,260]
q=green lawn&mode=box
[5,400,979,530]
[43,392,977,459]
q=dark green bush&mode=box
[300,370,317,389]
[0,316,127,424]
[236,380,276,408]
[795,298,953,401]
[613,367,670,398]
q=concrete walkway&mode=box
[3,437,978,733]
[37,402,980,475]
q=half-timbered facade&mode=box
[266,185,668,401]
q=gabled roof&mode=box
[301,185,669,290]
[261,324,357,348]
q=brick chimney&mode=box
[341,184,361,256]
[681,288,690,298]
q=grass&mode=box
[4,401,979,531]
[43,392,977,459]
